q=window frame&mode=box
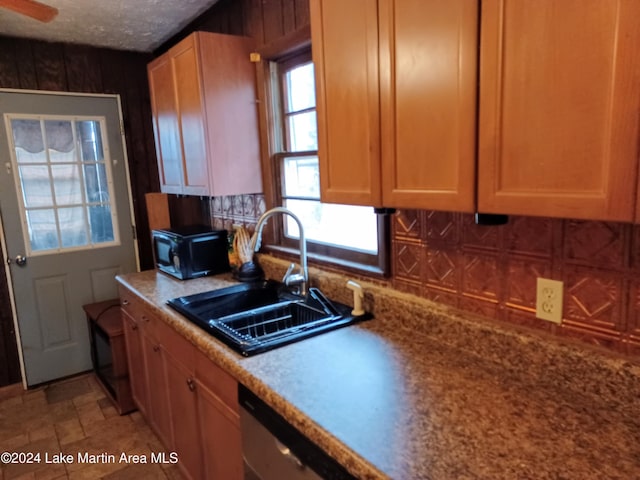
[260,45,390,277]
[5,113,120,257]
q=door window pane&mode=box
[26,209,59,251]
[52,164,83,204]
[11,119,45,162]
[59,206,88,248]
[83,164,110,202]
[76,120,104,162]
[8,115,119,255]
[88,205,115,243]
[19,165,53,207]
[45,120,75,162]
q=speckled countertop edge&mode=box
[117,256,640,479]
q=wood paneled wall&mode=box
[0,35,159,386]
[157,0,310,53]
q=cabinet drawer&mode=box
[118,286,147,321]
[195,348,238,413]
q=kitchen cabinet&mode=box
[637,184,640,224]
[120,290,149,415]
[156,320,202,480]
[310,0,477,210]
[119,285,242,480]
[141,330,172,448]
[121,312,147,414]
[195,349,243,480]
[478,0,640,221]
[311,0,381,206]
[379,0,477,211]
[148,31,262,197]
[312,0,640,222]
[121,287,172,446]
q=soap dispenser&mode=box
[346,280,365,316]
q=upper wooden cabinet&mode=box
[379,0,477,211]
[310,0,477,210]
[148,32,263,197]
[312,0,640,222]
[478,0,640,221]
[311,0,382,206]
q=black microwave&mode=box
[152,225,230,280]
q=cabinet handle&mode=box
[122,299,129,306]
[131,324,138,331]
[142,315,149,322]
[153,345,160,353]
[186,378,195,392]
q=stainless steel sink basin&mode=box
[167,280,371,356]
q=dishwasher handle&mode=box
[275,439,305,470]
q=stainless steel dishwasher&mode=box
[239,385,355,480]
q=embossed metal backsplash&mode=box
[392,210,640,358]
[209,196,640,358]
[208,194,266,232]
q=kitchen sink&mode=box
[167,280,371,356]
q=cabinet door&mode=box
[171,35,211,196]
[379,0,477,211]
[198,32,263,197]
[121,311,148,415]
[637,181,640,223]
[478,0,640,221]
[196,379,242,480]
[141,333,172,448]
[148,55,183,194]
[311,0,382,206]
[162,349,202,480]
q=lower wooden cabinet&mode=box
[195,348,243,480]
[142,332,173,449]
[196,378,243,479]
[121,311,148,416]
[162,346,202,479]
[119,286,243,480]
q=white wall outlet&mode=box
[536,278,563,323]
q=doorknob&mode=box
[7,255,27,267]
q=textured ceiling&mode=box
[0,0,220,52]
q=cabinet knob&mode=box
[153,345,160,353]
[186,378,195,392]
[122,299,129,306]
[142,315,149,322]
[131,324,138,331]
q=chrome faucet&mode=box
[250,207,309,296]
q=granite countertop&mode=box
[116,268,640,480]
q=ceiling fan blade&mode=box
[0,0,58,23]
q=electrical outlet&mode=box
[536,278,563,323]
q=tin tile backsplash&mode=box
[393,210,640,357]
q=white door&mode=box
[0,90,138,386]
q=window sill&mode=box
[262,245,388,279]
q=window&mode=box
[6,115,119,255]
[269,51,388,273]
